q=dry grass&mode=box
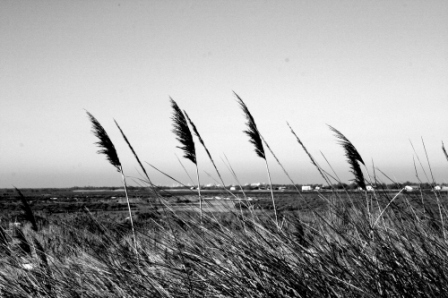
[1,102,447,297]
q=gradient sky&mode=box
[1,0,447,188]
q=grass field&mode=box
[1,105,448,297]
[2,187,448,297]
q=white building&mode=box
[405,185,420,192]
[302,185,312,191]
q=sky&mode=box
[1,0,447,188]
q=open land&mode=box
[2,185,448,297]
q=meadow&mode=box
[1,96,448,297]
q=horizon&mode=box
[1,1,447,188]
[1,180,446,190]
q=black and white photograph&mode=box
[1,1,447,296]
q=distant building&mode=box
[434,185,441,191]
[302,185,312,192]
[405,185,420,192]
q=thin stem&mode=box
[120,168,138,263]
[176,154,195,186]
[195,163,202,222]
[261,134,302,197]
[264,158,278,228]
[373,188,405,228]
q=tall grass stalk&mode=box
[170,98,203,221]
[410,140,430,183]
[114,120,158,199]
[221,154,248,200]
[175,154,195,186]
[328,125,373,226]
[328,125,366,190]
[235,92,277,226]
[287,122,332,187]
[184,111,227,189]
[86,111,138,260]
[421,137,446,240]
[261,135,302,196]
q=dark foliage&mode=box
[329,125,366,190]
[86,111,122,172]
[235,92,265,159]
[170,98,196,164]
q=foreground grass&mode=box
[1,189,448,297]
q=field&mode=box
[1,105,448,297]
[2,188,442,223]
[2,186,448,297]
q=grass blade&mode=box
[261,135,302,196]
[114,119,153,185]
[287,122,331,186]
[184,111,227,188]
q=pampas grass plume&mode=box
[170,98,196,165]
[329,125,366,190]
[86,111,121,172]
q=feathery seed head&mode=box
[234,92,265,159]
[86,111,122,172]
[170,98,196,164]
[329,125,366,189]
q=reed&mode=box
[287,122,331,186]
[260,135,302,196]
[235,92,278,226]
[170,98,203,220]
[86,111,138,260]
[114,120,158,199]
[3,97,448,297]
[184,111,227,190]
[328,125,366,190]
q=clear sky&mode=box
[1,0,447,188]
